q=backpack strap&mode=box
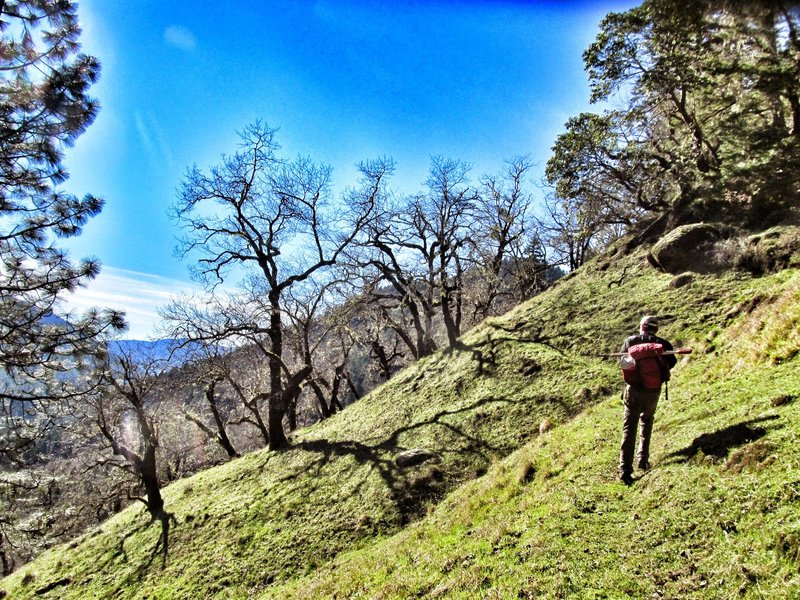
[658,354,670,381]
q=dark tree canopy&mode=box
[546,0,800,254]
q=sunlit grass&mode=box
[2,246,799,599]
[274,358,800,599]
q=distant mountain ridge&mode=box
[107,338,199,365]
[42,311,197,365]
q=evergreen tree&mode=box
[0,1,123,462]
[547,0,800,242]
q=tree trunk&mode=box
[287,400,298,431]
[1,534,13,576]
[343,374,359,404]
[331,366,344,410]
[267,292,288,450]
[404,299,430,359]
[441,288,459,348]
[140,444,164,517]
[309,380,332,418]
[371,340,392,379]
[267,380,288,450]
[281,364,312,432]
[787,91,800,137]
[205,380,239,458]
[419,302,436,357]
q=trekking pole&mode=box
[597,348,693,358]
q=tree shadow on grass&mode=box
[284,395,514,523]
[447,320,567,378]
[111,509,177,575]
[281,324,582,524]
[85,507,178,596]
[662,415,781,464]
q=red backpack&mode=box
[621,343,670,390]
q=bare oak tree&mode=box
[171,123,387,450]
[349,156,476,357]
[89,347,177,561]
[470,157,541,318]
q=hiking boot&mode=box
[620,472,634,486]
[637,461,651,472]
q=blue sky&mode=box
[61,0,635,338]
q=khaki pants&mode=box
[618,385,661,476]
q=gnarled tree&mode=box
[350,156,476,358]
[88,346,177,562]
[172,123,387,450]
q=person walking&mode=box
[618,315,677,485]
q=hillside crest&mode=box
[2,233,799,599]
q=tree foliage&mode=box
[0,0,124,457]
[546,0,800,254]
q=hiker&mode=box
[618,315,677,485]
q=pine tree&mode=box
[0,1,124,464]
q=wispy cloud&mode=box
[63,267,201,340]
[134,111,174,171]
[164,25,197,52]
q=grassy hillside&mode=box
[2,235,799,599]
[271,272,800,599]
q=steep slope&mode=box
[2,238,798,599]
[270,267,800,599]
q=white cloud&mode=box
[134,111,174,172]
[63,267,201,340]
[164,25,197,52]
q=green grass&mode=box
[272,357,799,599]
[2,245,799,599]
[265,352,800,598]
